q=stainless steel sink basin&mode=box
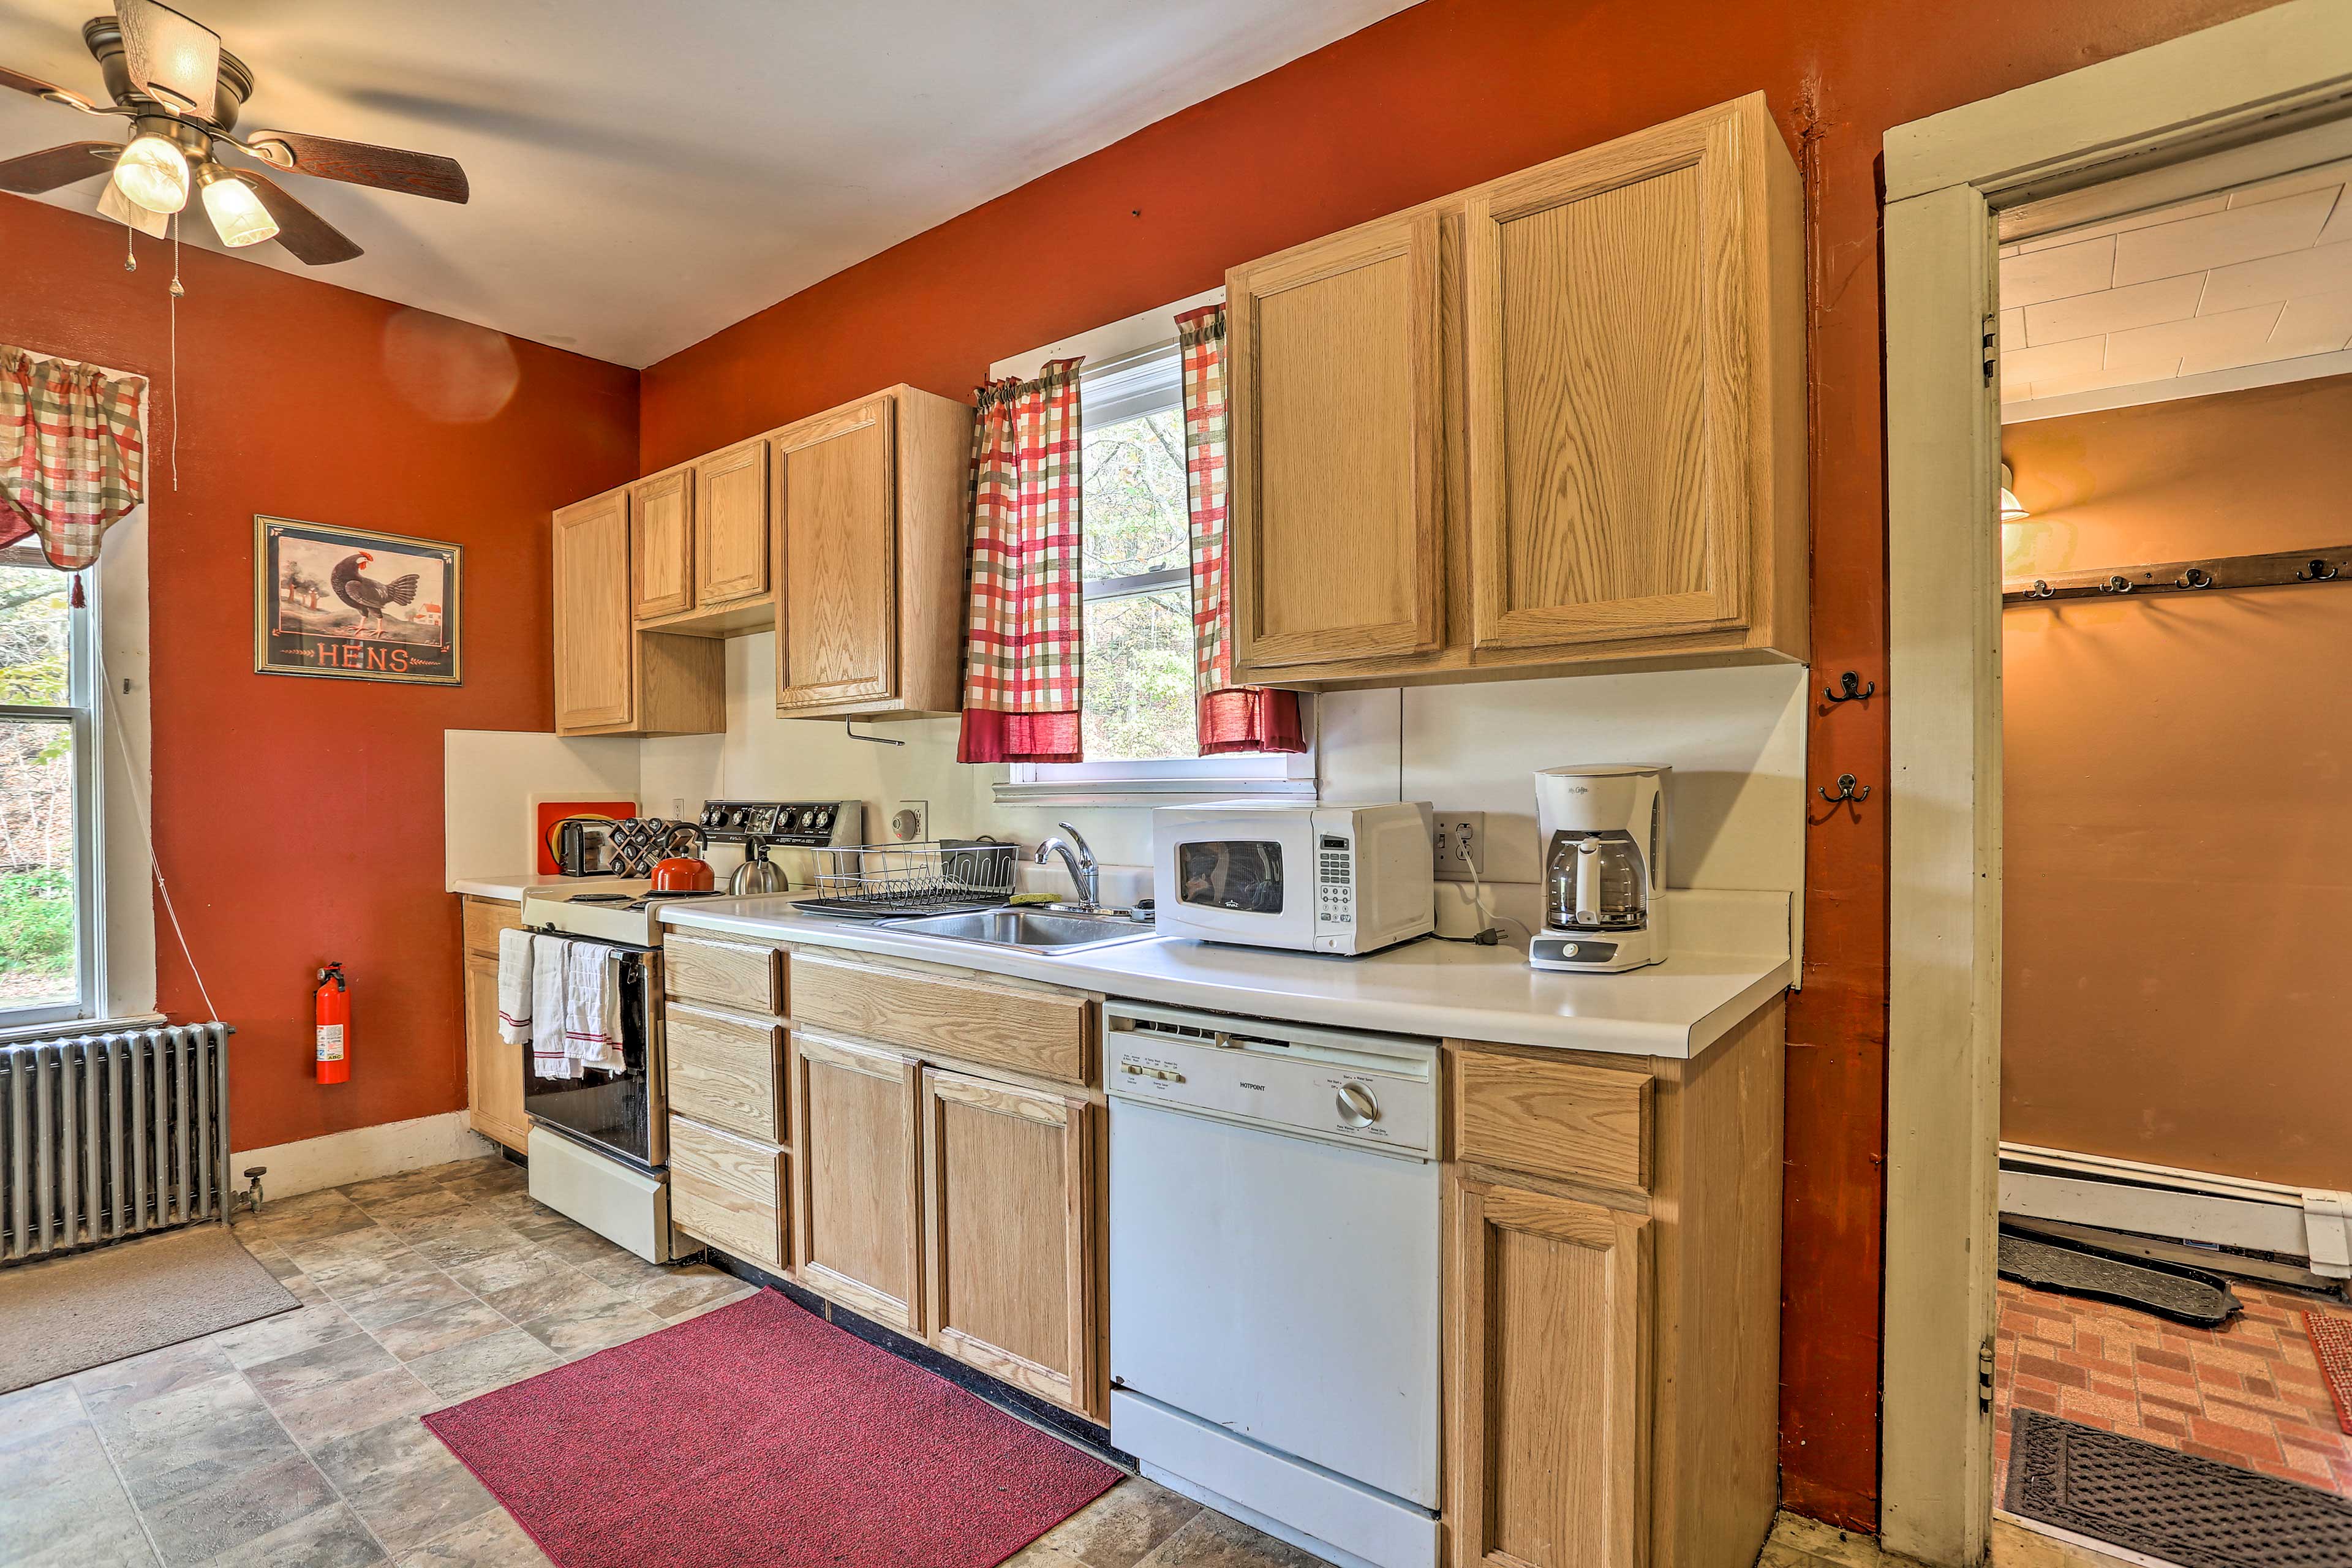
[878,907,1157,954]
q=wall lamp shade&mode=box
[111,132,190,215]
[2000,462,2030,522]
[198,165,277,247]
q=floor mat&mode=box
[423,1287,1118,1568]
[2000,1230,2242,1328]
[2006,1408,2352,1567]
[2308,1313,2352,1438]
[0,1223,299,1393]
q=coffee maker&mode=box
[1529,764,1668,973]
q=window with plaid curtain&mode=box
[958,358,1087,764]
[1179,304,1303,756]
[0,347,147,594]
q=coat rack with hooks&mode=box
[2003,543,2352,605]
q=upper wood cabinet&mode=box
[772,386,972,720]
[631,467,694,622]
[1230,94,1805,690]
[1227,211,1445,669]
[694,437,771,610]
[552,486,723,737]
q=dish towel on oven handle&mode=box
[564,941,626,1074]
[530,935,576,1080]
[496,927,537,1046]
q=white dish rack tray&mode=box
[796,839,1019,920]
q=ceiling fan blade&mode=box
[0,141,119,195]
[241,130,468,203]
[0,66,101,111]
[115,0,222,118]
[228,168,363,265]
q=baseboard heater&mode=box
[0,1023,235,1267]
[2000,1140,2352,1281]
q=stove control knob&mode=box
[1336,1081,1379,1128]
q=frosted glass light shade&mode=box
[200,169,277,247]
[1999,462,2029,522]
[113,133,190,214]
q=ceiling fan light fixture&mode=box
[197,162,274,246]
[111,130,188,214]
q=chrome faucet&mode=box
[1033,822,1101,912]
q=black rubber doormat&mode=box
[2006,1409,2352,1567]
[1999,1229,2242,1328]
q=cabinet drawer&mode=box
[1453,1044,1652,1191]
[461,897,521,959]
[791,952,1092,1086]
[665,933,785,1014]
[669,1115,786,1272]
[665,1002,785,1142]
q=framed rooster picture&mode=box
[254,516,462,685]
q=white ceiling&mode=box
[0,1,1419,367]
[1999,159,2352,420]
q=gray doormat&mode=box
[2007,1409,2352,1567]
[0,1223,299,1393]
[2000,1229,2242,1328]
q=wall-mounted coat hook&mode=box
[2025,579,2055,600]
[1818,773,1871,804]
[2100,575,2134,595]
[845,720,904,747]
[2176,567,2215,590]
[2296,558,2341,582]
[1823,671,1875,704]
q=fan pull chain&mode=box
[123,224,137,272]
[168,214,181,492]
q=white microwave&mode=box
[1153,801,1435,956]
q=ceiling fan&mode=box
[0,0,468,264]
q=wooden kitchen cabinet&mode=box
[792,1030,925,1332]
[1231,93,1805,690]
[921,1067,1099,1416]
[551,485,724,737]
[772,386,973,719]
[1443,998,1786,1568]
[693,436,771,611]
[459,897,527,1153]
[630,466,694,621]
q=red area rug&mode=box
[2309,1311,2352,1437]
[422,1289,1118,1567]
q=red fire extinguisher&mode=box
[315,962,350,1085]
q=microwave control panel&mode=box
[1316,834,1354,925]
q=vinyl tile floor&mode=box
[0,1155,1302,1568]
[1992,1273,2352,1502]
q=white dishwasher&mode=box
[1105,999,1441,1568]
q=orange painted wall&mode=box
[2002,375,2352,1191]
[636,0,2288,1523]
[0,193,639,1158]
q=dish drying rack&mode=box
[797,840,1019,920]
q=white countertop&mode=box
[655,888,1793,1060]
[450,873,574,902]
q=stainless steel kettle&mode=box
[727,834,788,897]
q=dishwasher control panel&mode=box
[1104,1002,1438,1158]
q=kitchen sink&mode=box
[878,907,1158,954]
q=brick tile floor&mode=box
[1993,1273,2352,1501]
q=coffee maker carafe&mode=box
[1529,765,1668,973]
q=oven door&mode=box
[524,943,666,1171]
[1153,812,1316,950]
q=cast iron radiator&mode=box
[0,1023,235,1265]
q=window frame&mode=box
[995,328,1316,807]
[0,543,104,1028]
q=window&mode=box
[1000,334,1314,804]
[0,548,96,1025]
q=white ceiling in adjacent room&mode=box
[0,1,1420,366]
[1999,158,2352,421]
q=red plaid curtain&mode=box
[0,346,146,574]
[958,358,1086,764]
[1180,305,1303,756]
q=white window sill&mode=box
[992,776,1317,809]
[0,1011,168,1044]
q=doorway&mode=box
[1880,3,2352,1562]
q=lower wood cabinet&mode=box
[1450,1175,1652,1568]
[792,1030,925,1333]
[459,897,527,1153]
[921,1067,1098,1413]
[670,1114,788,1273]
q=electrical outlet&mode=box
[890,800,929,842]
[1431,812,1486,883]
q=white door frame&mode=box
[1879,4,2352,1562]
